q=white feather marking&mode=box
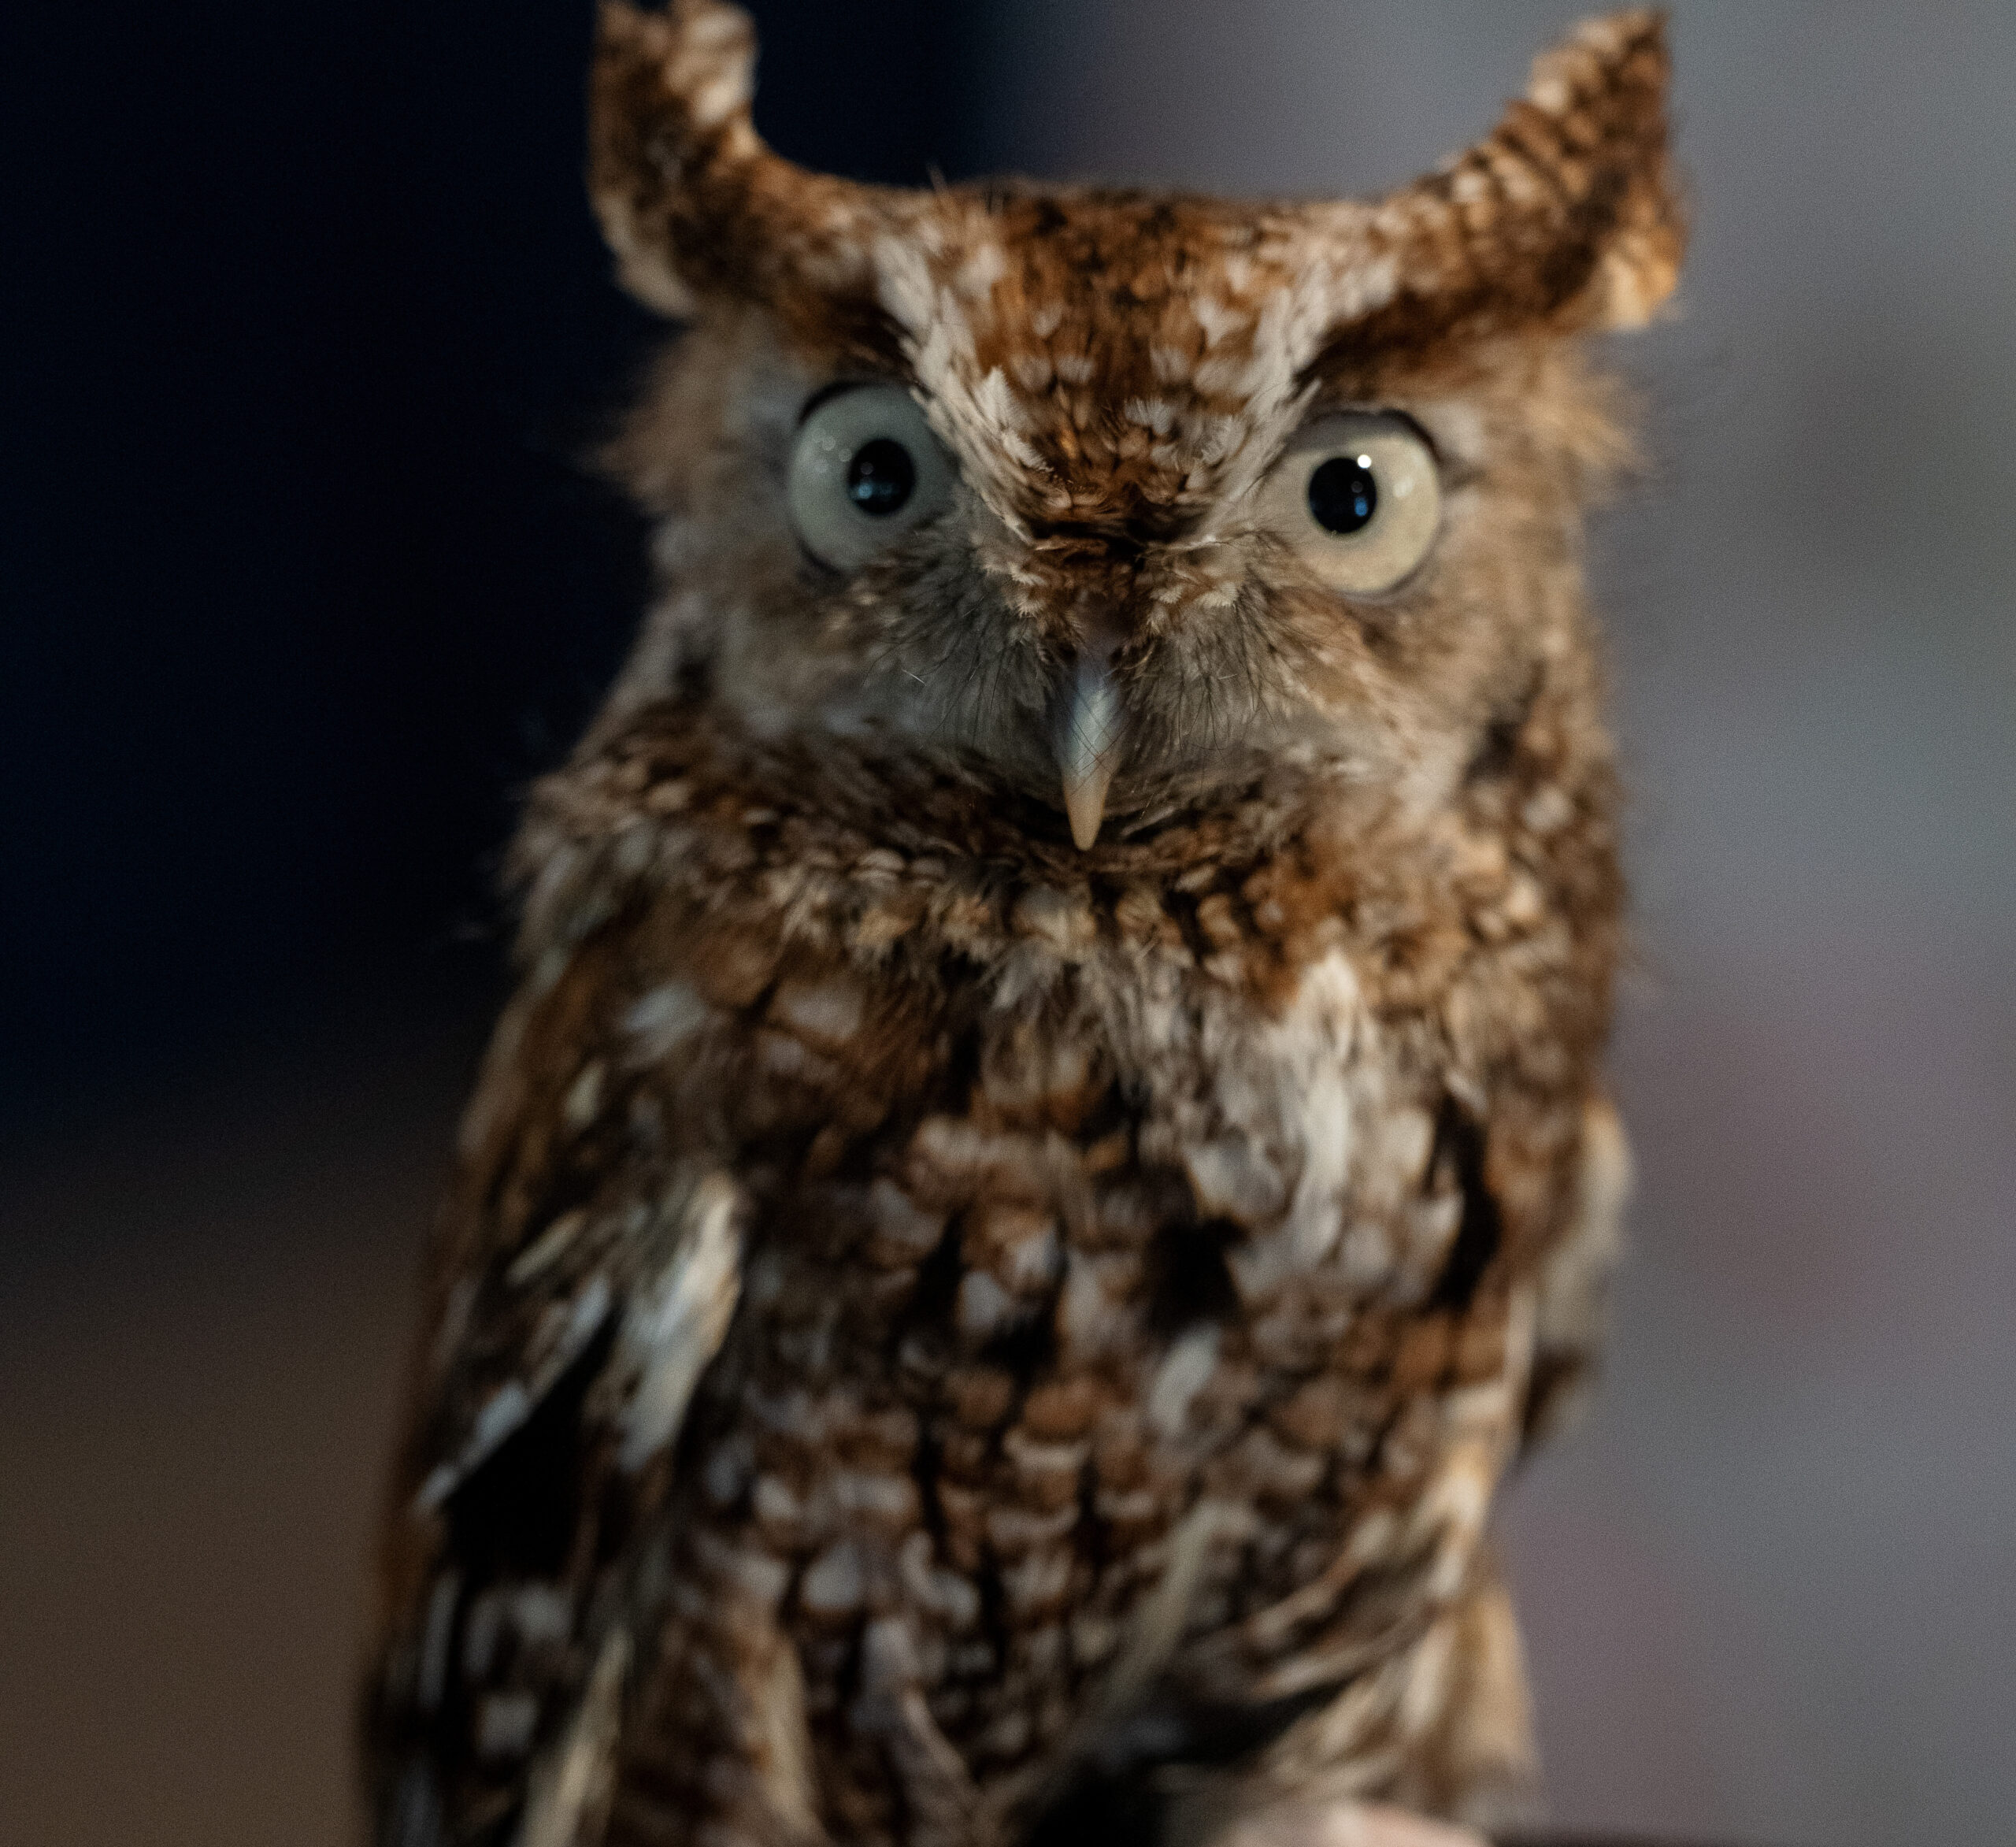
[506,1209,588,1289]
[511,1584,574,1646]
[801,1540,866,1615]
[751,1637,821,1836]
[1340,1218,1398,1289]
[414,1272,614,1512]
[1008,350,1054,393]
[1397,1615,1459,1744]
[1182,1135,1288,1225]
[954,239,1007,300]
[1191,295,1248,348]
[561,1061,605,1133]
[1278,959,1360,1265]
[931,284,977,362]
[955,1269,1014,1341]
[1001,1545,1073,1613]
[872,234,937,334]
[897,1531,980,1626]
[974,367,1041,462]
[1194,414,1246,469]
[1058,1252,1128,1361]
[1191,350,1252,398]
[857,1618,983,1838]
[684,67,747,131]
[1450,168,1492,207]
[733,1546,795,1607]
[1325,250,1399,326]
[869,1179,947,1258]
[617,1174,743,1471]
[1122,396,1177,434]
[624,981,710,1062]
[770,977,864,1048]
[514,1626,630,1847]
[1529,71,1573,113]
[834,1469,918,1522]
[1090,1497,1253,1726]
[1147,1323,1220,1437]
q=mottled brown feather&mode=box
[365,8,1679,1846]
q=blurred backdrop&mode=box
[2,3,2011,1842]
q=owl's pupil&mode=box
[1308,454,1377,536]
[847,438,916,517]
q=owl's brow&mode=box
[1293,325,1460,399]
[802,294,912,380]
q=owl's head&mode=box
[591,2,1682,848]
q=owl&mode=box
[363,6,1681,1847]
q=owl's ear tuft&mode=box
[589,1,906,324]
[1331,9,1685,351]
[1514,8,1686,330]
[589,0,762,316]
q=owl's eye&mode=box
[788,384,956,571]
[1258,413,1442,595]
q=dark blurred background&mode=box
[2,4,2010,1843]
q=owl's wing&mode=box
[1521,1094,1631,1448]
[365,940,745,1847]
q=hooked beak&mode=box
[1051,633,1126,851]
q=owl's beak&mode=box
[1051,638,1125,850]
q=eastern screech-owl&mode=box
[365,7,1681,1846]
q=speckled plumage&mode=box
[364,8,1681,1846]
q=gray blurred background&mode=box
[4,4,2011,1843]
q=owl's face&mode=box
[593,3,1681,848]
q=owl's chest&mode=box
[680,931,1530,1797]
